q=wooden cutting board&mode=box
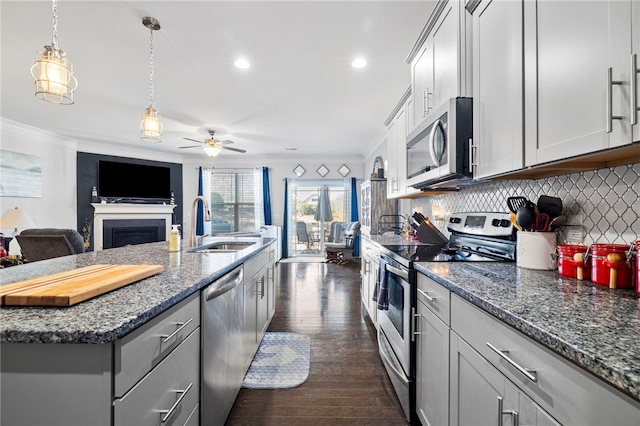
[0,264,164,307]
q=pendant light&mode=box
[30,0,77,104]
[140,17,163,143]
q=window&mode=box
[203,169,264,234]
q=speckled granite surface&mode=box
[414,261,640,403]
[0,237,274,344]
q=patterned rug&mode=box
[242,332,311,389]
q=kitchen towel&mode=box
[376,258,389,310]
[242,332,310,389]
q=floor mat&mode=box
[242,332,311,389]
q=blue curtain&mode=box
[262,167,272,225]
[350,177,360,257]
[196,167,204,236]
[282,178,289,258]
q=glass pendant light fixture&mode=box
[31,0,77,104]
[140,17,163,143]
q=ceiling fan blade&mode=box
[221,146,246,153]
[183,137,203,144]
[178,145,202,149]
[220,139,234,145]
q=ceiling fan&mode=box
[179,130,246,157]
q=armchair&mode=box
[325,221,360,264]
[15,228,85,262]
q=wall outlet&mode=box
[565,226,585,244]
[564,214,583,226]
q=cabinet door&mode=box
[415,302,449,426]
[450,331,505,426]
[472,0,524,179]
[633,1,640,143]
[432,0,460,109]
[386,118,399,198]
[243,277,258,366]
[524,0,633,166]
[505,381,561,426]
[413,42,435,125]
[257,272,268,337]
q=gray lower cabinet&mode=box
[450,331,559,426]
[360,237,380,326]
[243,249,272,368]
[450,293,640,425]
[113,329,200,426]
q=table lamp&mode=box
[0,207,36,256]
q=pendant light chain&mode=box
[148,28,154,108]
[51,0,59,48]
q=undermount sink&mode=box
[189,241,256,253]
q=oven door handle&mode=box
[379,335,409,386]
[385,263,409,281]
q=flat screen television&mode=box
[98,160,171,200]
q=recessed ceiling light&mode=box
[351,57,367,68]
[285,147,297,151]
[234,58,250,69]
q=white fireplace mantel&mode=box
[91,203,176,250]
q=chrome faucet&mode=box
[190,196,211,247]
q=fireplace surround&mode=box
[92,203,176,251]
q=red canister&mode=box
[636,240,640,294]
[557,245,590,280]
[590,244,634,289]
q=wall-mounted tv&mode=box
[98,160,171,200]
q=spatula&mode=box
[507,196,528,214]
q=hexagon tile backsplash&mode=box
[409,163,639,246]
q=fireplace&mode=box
[92,203,176,251]
[103,219,165,249]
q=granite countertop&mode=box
[413,261,640,403]
[0,236,274,344]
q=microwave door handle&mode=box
[428,119,446,167]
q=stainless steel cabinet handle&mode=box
[486,342,537,382]
[497,396,519,426]
[632,54,639,125]
[160,318,194,344]
[411,307,420,342]
[468,138,478,175]
[606,67,623,133]
[417,288,436,303]
[160,382,193,423]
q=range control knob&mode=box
[500,219,511,227]
[491,219,500,227]
[450,217,462,224]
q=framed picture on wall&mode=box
[0,150,42,198]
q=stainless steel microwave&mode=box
[406,97,473,190]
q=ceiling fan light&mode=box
[203,146,222,157]
[31,46,77,104]
[140,107,163,143]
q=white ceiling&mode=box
[1,1,435,160]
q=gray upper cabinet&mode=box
[470,0,525,179]
[633,1,640,143]
[409,0,470,134]
[386,88,420,199]
[524,0,635,166]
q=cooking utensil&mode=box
[510,212,522,231]
[535,213,551,232]
[516,202,535,231]
[507,196,528,214]
[537,195,563,218]
[549,215,566,230]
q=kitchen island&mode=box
[414,260,640,424]
[0,236,277,426]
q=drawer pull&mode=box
[486,342,537,383]
[497,396,519,426]
[417,288,436,303]
[160,318,194,344]
[160,382,193,423]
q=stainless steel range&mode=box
[376,212,516,422]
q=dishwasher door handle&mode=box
[205,267,243,301]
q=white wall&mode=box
[0,119,78,231]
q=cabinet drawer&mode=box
[244,249,269,280]
[417,272,450,325]
[115,292,200,397]
[114,328,200,426]
[450,294,640,425]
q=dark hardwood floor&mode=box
[226,259,408,425]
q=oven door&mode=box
[377,260,412,376]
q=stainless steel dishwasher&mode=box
[201,265,244,426]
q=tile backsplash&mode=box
[409,163,639,246]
